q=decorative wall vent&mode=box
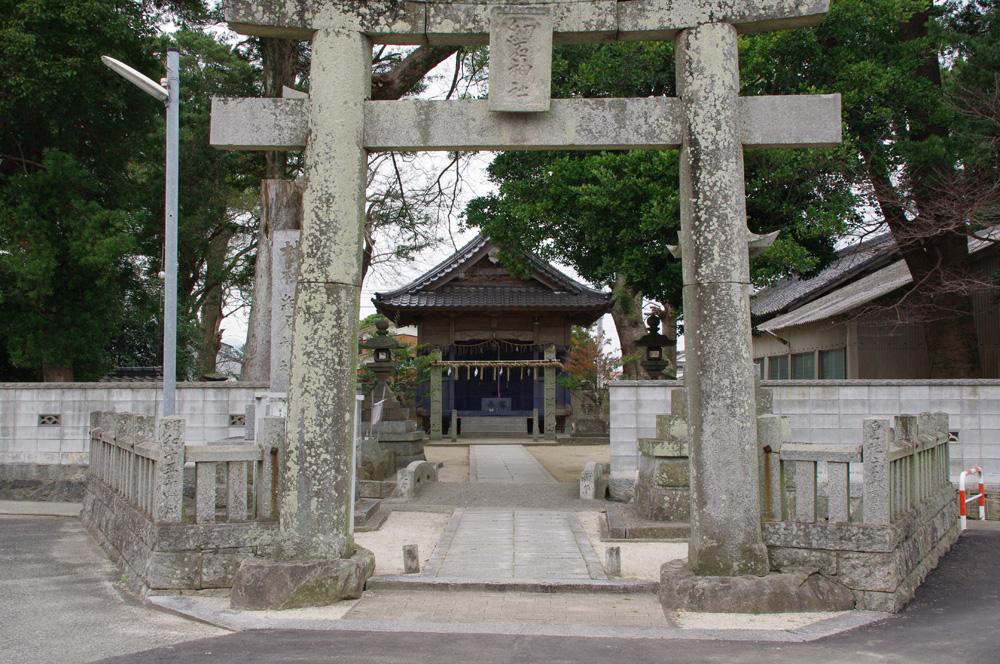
[38,414,62,427]
[229,414,247,427]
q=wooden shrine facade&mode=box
[373,236,613,438]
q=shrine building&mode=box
[373,236,613,438]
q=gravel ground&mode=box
[576,511,686,580]
[424,446,469,482]
[526,445,611,482]
[355,511,452,576]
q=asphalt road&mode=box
[95,529,1000,664]
[0,515,223,664]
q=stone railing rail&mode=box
[88,412,282,525]
[762,411,952,526]
[89,412,160,520]
[881,413,951,522]
[778,442,861,524]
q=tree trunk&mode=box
[196,229,233,376]
[924,293,981,378]
[42,362,73,382]
[868,7,982,378]
[241,179,303,381]
[610,275,646,380]
[260,38,299,179]
[241,43,457,376]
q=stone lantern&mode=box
[635,314,672,379]
[361,318,401,399]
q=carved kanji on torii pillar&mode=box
[212,0,841,577]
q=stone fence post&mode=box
[258,416,284,520]
[154,416,185,523]
[756,414,787,522]
[863,418,892,525]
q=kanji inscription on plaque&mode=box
[488,6,553,113]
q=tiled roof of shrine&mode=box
[373,235,613,320]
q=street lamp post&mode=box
[102,48,179,416]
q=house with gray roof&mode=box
[750,233,1000,379]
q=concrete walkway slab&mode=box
[469,445,557,483]
[422,509,605,580]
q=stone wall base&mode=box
[0,463,86,501]
[80,478,276,593]
[764,485,960,612]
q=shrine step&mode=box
[365,575,658,595]
[604,503,690,541]
[354,498,388,532]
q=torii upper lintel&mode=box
[223,0,831,44]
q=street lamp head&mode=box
[101,55,169,102]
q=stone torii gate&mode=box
[212,0,840,599]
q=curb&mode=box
[147,594,891,643]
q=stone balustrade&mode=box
[89,412,162,521]
[760,411,959,612]
[87,412,279,525]
[81,412,283,593]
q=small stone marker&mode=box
[403,544,420,574]
[488,6,553,113]
[605,546,621,577]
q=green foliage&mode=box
[0,1,263,380]
[467,38,860,308]
[0,0,162,379]
[357,343,434,410]
[143,30,261,376]
[0,150,141,378]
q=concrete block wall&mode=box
[610,380,1000,498]
[0,383,265,465]
[609,381,672,499]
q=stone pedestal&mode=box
[659,559,855,613]
[230,547,375,610]
[635,415,690,522]
[376,419,426,468]
[634,390,690,522]
[371,385,426,469]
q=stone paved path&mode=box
[469,444,556,483]
[423,509,606,580]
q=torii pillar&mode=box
[676,23,767,575]
[211,0,841,595]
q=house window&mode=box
[820,348,847,379]
[792,352,816,379]
[767,355,789,380]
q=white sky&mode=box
[217,43,633,356]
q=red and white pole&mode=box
[959,466,986,531]
[978,473,987,521]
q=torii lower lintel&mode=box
[210,94,841,153]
